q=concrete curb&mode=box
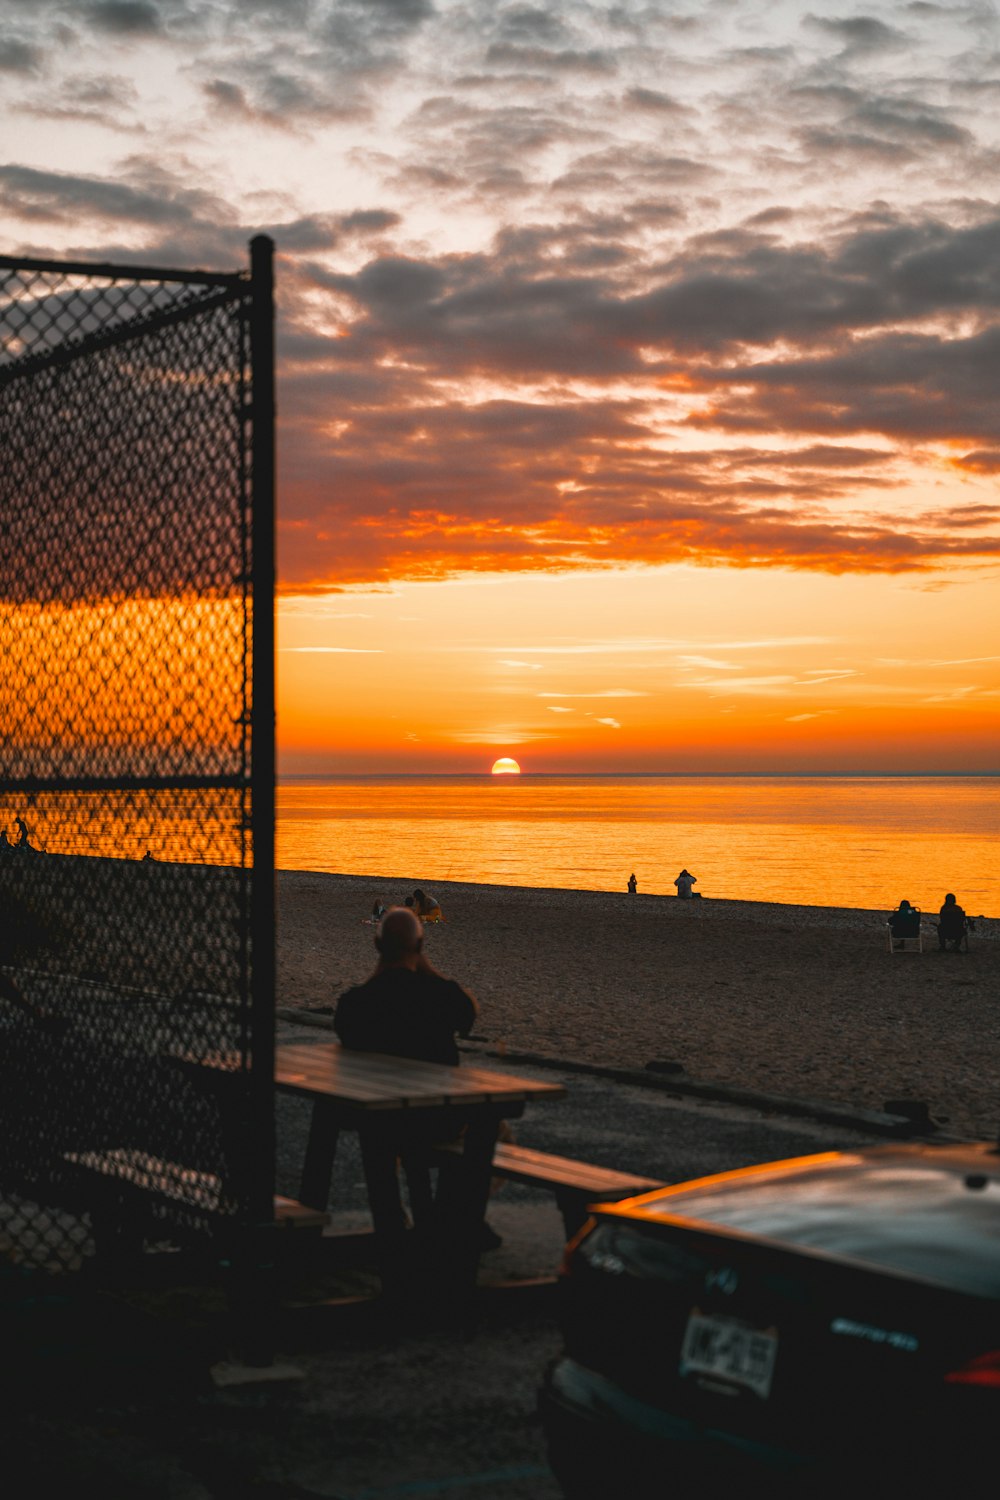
[276,1007,960,1142]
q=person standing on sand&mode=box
[627,873,637,895]
[674,868,696,898]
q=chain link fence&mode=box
[0,242,275,1279]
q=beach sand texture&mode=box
[277,871,1000,1143]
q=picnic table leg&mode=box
[433,1115,500,1297]
[359,1127,411,1301]
[298,1099,340,1211]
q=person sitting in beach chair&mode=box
[887,899,922,952]
[412,889,444,923]
[936,893,971,953]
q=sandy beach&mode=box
[276,871,1000,1144]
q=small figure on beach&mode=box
[627,873,637,895]
[888,899,921,950]
[14,815,30,848]
[412,888,444,923]
[937,893,969,952]
[673,868,697,899]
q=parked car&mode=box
[539,1141,1000,1496]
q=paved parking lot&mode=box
[5,1046,907,1500]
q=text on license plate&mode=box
[680,1309,777,1399]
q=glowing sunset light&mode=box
[491,759,521,775]
[4,4,998,773]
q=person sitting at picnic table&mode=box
[888,898,920,950]
[412,888,444,923]
[333,907,502,1267]
[936,892,968,953]
[335,906,475,1065]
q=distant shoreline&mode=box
[277,868,996,931]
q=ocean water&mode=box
[275,775,999,916]
[4,776,994,915]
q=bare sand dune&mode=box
[277,871,1000,1143]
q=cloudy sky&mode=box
[4,0,1000,772]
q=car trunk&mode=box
[557,1210,999,1463]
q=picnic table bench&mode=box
[64,1147,329,1244]
[431,1138,667,1236]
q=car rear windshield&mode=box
[636,1159,1000,1297]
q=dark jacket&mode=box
[333,967,477,1066]
[938,902,967,939]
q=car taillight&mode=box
[945,1351,1000,1386]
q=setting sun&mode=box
[491,758,521,775]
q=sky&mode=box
[2,0,999,774]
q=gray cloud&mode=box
[0,162,226,227]
[625,85,685,114]
[82,1,163,36]
[804,14,910,55]
[0,36,42,73]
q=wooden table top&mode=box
[275,1040,566,1112]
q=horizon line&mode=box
[277,769,999,779]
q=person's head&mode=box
[404,895,414,908]
[375,906,424,967]
[899,899,911,910]
[944,893,956,906]
[413,889,424,902]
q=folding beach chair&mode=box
[886,906,923,952]
[935,914,972,952]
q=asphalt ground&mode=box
[3,1034,926,1500]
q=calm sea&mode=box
[4,776,994,915]
[275,776,998,916]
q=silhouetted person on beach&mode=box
[14,816,29,848]
[937,893,968,953]
[412,888,444,922]
[627,873,637,895]
[674,868,696,898]
[888,899,920,950]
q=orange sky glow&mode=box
[3,3,998,772]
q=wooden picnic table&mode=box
[275,1039,566,1295]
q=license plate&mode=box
[680,1309,777,1399]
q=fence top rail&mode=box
[0,252,247,289]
